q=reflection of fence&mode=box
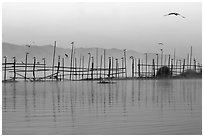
[2,57,202,81]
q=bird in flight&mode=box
[164,12,185,18]
[158,42,164,45]
[25,45,31,48]
[65,54,68,58]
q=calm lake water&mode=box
[2,79,202,135]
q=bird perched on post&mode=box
[164,12,185,18]
[130,56,134,59]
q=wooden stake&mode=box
[33,57,36,80]
[121,57,124,78]
[187,53,189,69]
[42,58,46,80]
[145,53,147,78]
[79,55,81,80]
[183,59,185,73]
[124,49,127,78]
[156,54,159,75]
[87,53,91,79]
[13,57,16,81]
[4,56,7,81]
[75,57,77,80]
[112,57,114,78]
[130,56,134,78]
[176,60,178,75]
[96,48,98,79]
[70,42,74,80]
[82,56,84,79]
[138,58,140,78]
[115,59,118,78]
[100,55,103,79]
[108,57,111,79]
[62,58,64,80]
[56,56,60,81]
[194,58,196,71]
[135,58,137,77]
[52,41,57,81]
[168,54,170,68]
[91,57,94,80]
[25,52,28,80]
[173,48,176,66]
[104,49,106,78]
[152,59,155,77]
[171,59,173,76]
[179,60,182,74]
[190,46,192,69]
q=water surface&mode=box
[2,79,202,134]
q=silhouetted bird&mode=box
[164,12,185,18]
[65,54,68,58]
[25,45,31,48]
[21,61,24,64]
[158,42,164,45]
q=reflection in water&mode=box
[2,79,202,135]
[122,81,127,115]
[51,83,57,123]
[3,83,7,112]
[138,80,141,103]
[24,82,30,122]
[13,83,16,111]
[131,80,135,105]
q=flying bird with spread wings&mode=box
[25,45,31,48]
[65,54,68,58]
[164,12,185,18]
[158,42,164,45]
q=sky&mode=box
[2,2,202,62]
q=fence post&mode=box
[175,60,178,76]
[152,59,155,77]
[62,58,64,80]
[13,57,16,81]
[183,59,185,74]
[4,56,7,81]
[171,59,173,76]
[75,58,77,80]
[42,58,46,80]
[168,54,170,68]
[132,58,134,78]
[25,52,29,80]
[108,57,111,79]
[115,59,118,78]
[121,57,124,78]
[91,57,94,80]
[138,58,140,78]
[112,57,114,78]
[100,55,102,79]
[56,56,60,81]
[82,56,84,79]
[33,57,36,81]
[135,58,137,78]
[194,58,196,71]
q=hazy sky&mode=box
[2,2,202,62]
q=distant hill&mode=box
[2,42,172,76]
